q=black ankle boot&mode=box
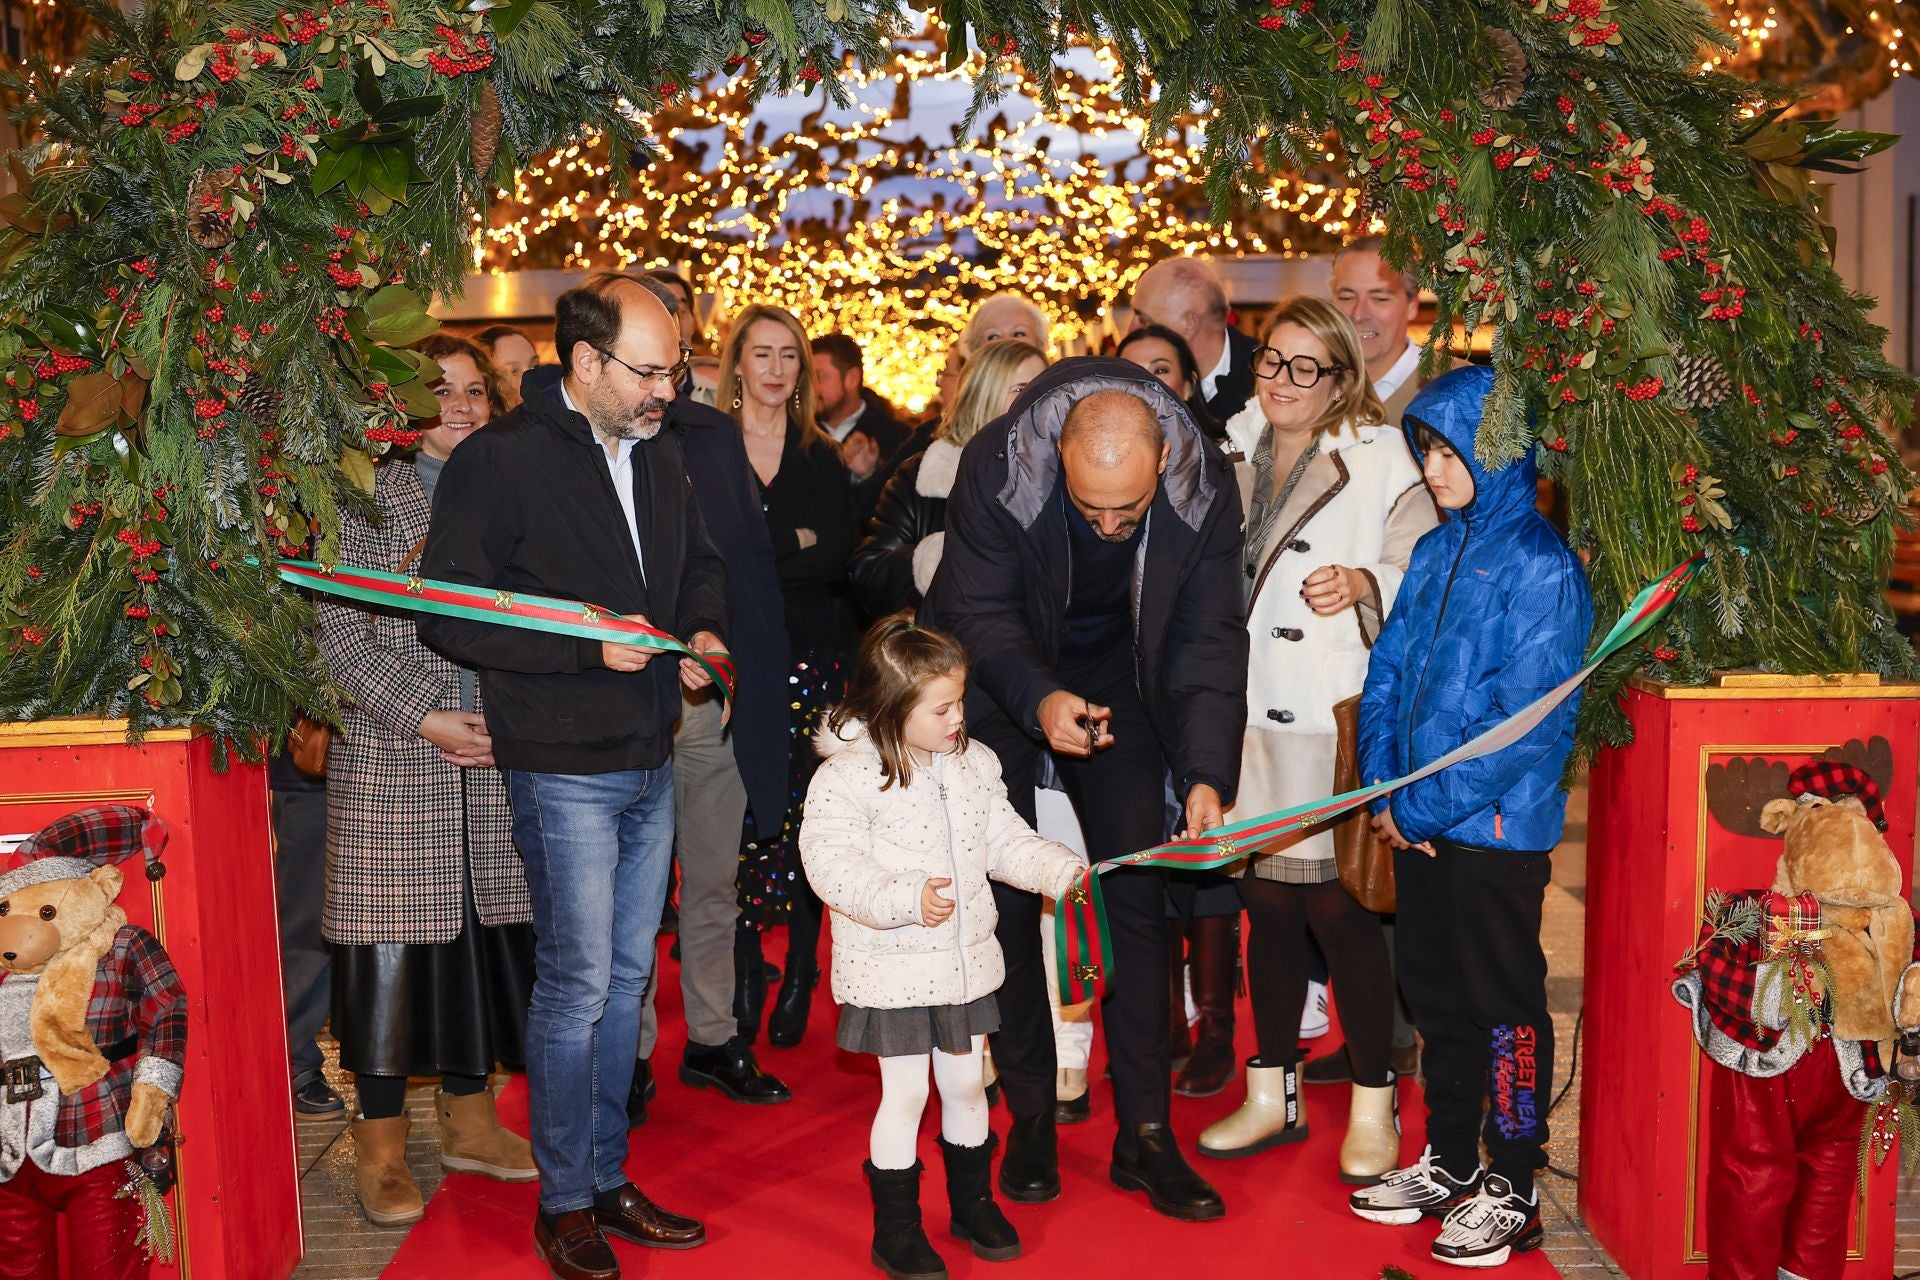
[997,1110,1060,1204]
[1110,1122,1226,1222]
[937,1135,1020,1262]
[733,930,769,1043]
[765,960,816,1047]
[863,1160,947,1280]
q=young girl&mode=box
[800,614,1087,1280]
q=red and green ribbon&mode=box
[1052,553,1706,1004]
[274,559,738,710]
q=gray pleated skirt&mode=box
[837,994,1000,1057]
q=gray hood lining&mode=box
[995,369,1217,533]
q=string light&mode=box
[478,20,1362,410]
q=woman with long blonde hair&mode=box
[716,303,860,1050]
[848,338,1048,618]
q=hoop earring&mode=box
[732,391,742,412]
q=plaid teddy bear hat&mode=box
[1787,760,1888,833]
[0,804,168,898]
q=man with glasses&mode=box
[421,274,727,1280]
[1128,257,1260,421]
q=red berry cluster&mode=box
[426,24,494,76]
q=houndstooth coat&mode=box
[318,460,531,945]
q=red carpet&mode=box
[385,932,1562,1279]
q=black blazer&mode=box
[419,389,729,775]
[1204,325,1260,424]
[759,421,860,657]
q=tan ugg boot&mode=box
[1339,1083,1401,1185]
[1197,1059,1307,1159]
[351,1115,425,1226]
[436,1087,539,1182]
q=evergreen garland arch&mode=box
[0,0,1911,753]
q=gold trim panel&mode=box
[1628,674,1920,701]
[0,718,198,746]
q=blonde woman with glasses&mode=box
[1197,295,1437,1182]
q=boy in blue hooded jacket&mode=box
[1347,366,1592,1268]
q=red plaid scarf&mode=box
[1682,890,1824,1051]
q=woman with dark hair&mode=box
[319,333,538,1227]
[1118,323,1224,441]
[717,304,860,1049]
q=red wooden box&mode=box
[1580,675,1920,1279]
[0,719,300,1280]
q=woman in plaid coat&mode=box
[318,336,538,1227]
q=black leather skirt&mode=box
[331,871,535,1079]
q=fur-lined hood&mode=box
[1220,400,1391,463]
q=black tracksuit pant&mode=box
[1394,837,1554,1196]
[986,652,1174,1128]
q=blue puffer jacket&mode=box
[1357,366,1593,852]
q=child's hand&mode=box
[920,877,956,926]
[1373,806,1435,857]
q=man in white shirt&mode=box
[810,332,908,485]
[1128,257,1259,422]
[1330,236,1435,426]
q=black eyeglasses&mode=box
[597,345,693,389]
[1251,347,1345,388]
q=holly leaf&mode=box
[55,370,122,436]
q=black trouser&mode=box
[1239,877,1394,1087]
[986,661,1174,1127]
[1394,838,1553,1195]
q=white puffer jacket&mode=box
[799,720,1087,1011]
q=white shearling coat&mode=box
[800,721,1087,1010]
[1224,404,1437,739]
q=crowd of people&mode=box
[267,235,1592,1280]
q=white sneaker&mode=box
[1430,1174,1543,1267]
[1349,1145,1482,1225]
[1299,980,1330,1039]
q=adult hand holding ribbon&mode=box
[1052,554,1707,1005]
[273,559,739,712]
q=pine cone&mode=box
[1356,178,1389,229]
[1673,353,1733,412]
[238,378,282,426]
[187,170,238,249]
[1477,28,1528,111]
[471,82,502,183]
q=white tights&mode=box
[869,1034,990,1169]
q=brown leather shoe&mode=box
[592,1181,706,1250]
[534,1209,619,1280]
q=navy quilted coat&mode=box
[1357,365,1593,851]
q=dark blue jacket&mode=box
[921,358,1248,805]
[523,367,790,837]
[1357,365,1592,851]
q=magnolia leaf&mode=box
[361,285,438,346]
[312,146,357,194]
[174,44,212,80]
[0,193,47,235]
[373,93,443,123]
[353,57,385,115]
[392,377,442,417]
[119,370,148,422]
[489,0,538,38]
[54,370,122,436]
[339,446,377,494]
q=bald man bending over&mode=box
[923,360,1248,1224]
[421,273,722,1279]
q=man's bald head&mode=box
[1130,258,1229,337]
[1060,390,1168,542]
[557,273,682,443]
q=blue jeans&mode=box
[506,766,675,1213]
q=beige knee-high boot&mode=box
[1339,1082,1401,1184]
[1197,1060,1308,1159]
[351,1115,425,1226]
[437,1088,539,1182]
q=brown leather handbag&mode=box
[286,714,331,779]
[1330,693,1395,913]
